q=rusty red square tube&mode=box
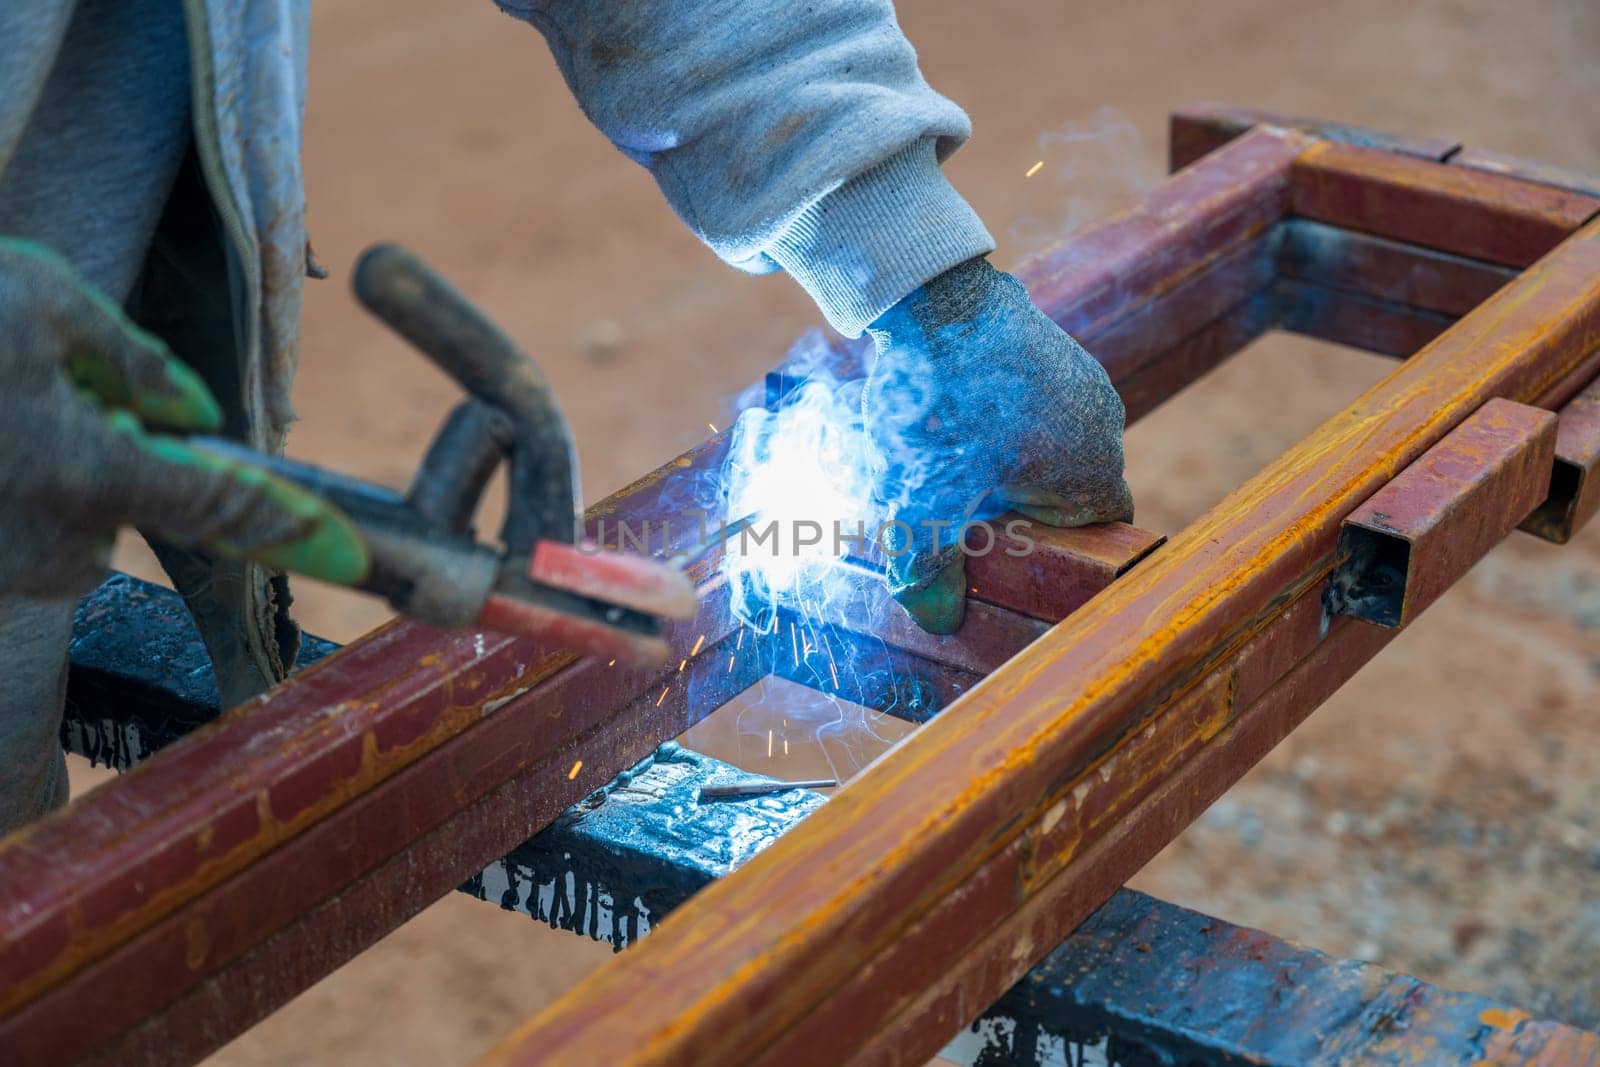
[1291,139,1600,268]
[965,519,1164,623]
[1451,145,1600,199]
[1167,102,1459,172]
[1327,398,1558,629]
[1276,219,1518,318]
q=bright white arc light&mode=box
[721,378,877,627]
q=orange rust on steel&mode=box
[483,214,1600,1067]
[0,621,565,1017]
[1474,1010,1600,1066]
[1335,398,1558,629]
[832,602,1380,1067]
[1291,140,1600,267]
[1521,375,1600,543]
[1168,101,1459,172]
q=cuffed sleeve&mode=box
[497,0,992,334]
[765,138,992,337]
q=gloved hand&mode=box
[865,256,1133,634]
[0,238,368,601]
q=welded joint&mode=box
[1326,398,1558,628]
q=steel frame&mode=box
[483,113,1600,1066]
[2,104,1598,1064]
[34,584,1600,1067]
[51,574,1600,1065]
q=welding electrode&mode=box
[697,778,838,800]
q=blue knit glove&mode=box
[865,256,1133,633]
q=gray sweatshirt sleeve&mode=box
[495,0,995,337]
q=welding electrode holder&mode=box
[343,242,581,628]
[190,244,697,659]
[196,244,687,655]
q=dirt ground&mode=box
[88,0,1600,1062]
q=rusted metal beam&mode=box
[4,573,733,1065]
[463,740,1600,1067]
[966,519,1163,623]
[13,517,1102,1062]
[56,585,1600,1065]
[484,210,1600,1066]
[1074,232,1278,382]
[1291,140,1600,267]
[1276,278,1456,358]
[1329,398,1557,628]
[1452,145,1600,199]
[1277,218,1518,318]
[1522,375,1600,544]
[1272,219,1523,359]
[69,645,771,1067]
[1,624,561,1011]
[461,743,1599,1067]
[1114,292,1279,423]
[1169,102,1459,172]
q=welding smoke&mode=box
[1006,106,1157,259]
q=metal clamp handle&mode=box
[352,243,581,553]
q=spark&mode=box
[829,660,840,689]
[767,729,774,758]
[727,653,736,673]
[567,760,583,780]
[784,737,789,756]
[678,659,687,672]
[690,633,706,656]
[708,422,719,433]
[736,627,746,651]
[656,685,669,707]
[1025,160,1044,178]
[790,622,800,667]
[607,659,616,667]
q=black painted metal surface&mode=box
[64,574,337,769]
